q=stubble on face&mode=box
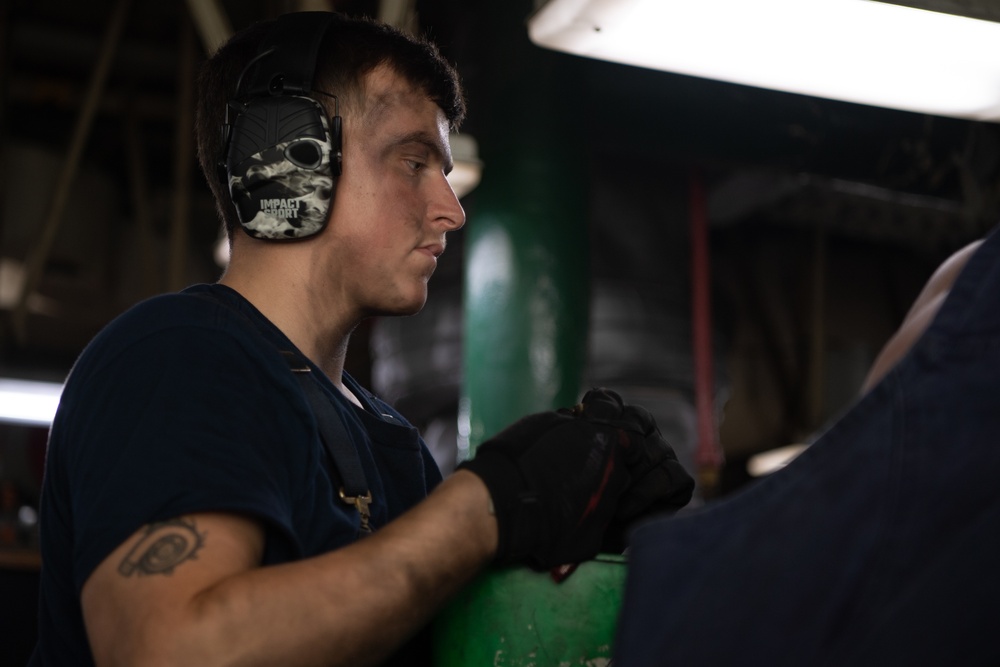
[326,67,453,318]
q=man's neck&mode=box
[219,270,361,407]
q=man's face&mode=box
[320,66,466,317]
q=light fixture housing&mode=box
[528,0,1000,121]
[447,133,483,199]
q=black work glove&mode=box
[577,388,696,553]
[457,391,632,570]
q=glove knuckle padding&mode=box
[522,421,630,565]
[578,389,696,553]
[579,387,625,421]
[605,427,695,553]
[459,387,696,568]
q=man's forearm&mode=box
[85,471,497,667]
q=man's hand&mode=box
[457,388,694,570]
[578,388,695,552]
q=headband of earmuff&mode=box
[221,12,343,240]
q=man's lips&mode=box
[417,243,445,259]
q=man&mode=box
[30,12,693,666]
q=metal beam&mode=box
[184,0,232,56]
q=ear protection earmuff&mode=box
[220,12,343,240]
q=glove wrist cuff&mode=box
[458,451,539,565]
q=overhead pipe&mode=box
[689,168,725,495]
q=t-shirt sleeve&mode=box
[60,322,316,591]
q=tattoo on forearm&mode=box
[118,518,205,577]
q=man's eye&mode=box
[405,160,425,172]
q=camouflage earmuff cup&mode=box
[227,94,337,240]
[222,12,342,241]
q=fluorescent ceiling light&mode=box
[529,0,1000,121]
[0,378,63,427]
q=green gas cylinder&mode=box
[433,554,627,666]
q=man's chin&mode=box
[373,294,428,318]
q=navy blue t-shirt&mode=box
[30,284,442,665]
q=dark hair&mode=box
[195,14,466,238]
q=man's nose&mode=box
[434,173,466,231]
